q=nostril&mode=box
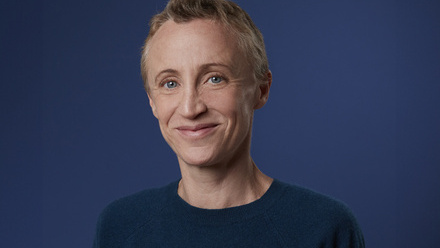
[180,95,208,119]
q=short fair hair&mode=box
[140,0,269,91]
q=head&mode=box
[142,0,272,167]
[140,0,269,92]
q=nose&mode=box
[178,86,207,119]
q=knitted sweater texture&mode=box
[93,179,365,247]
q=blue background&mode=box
[1,0,439,247]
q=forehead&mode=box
[152,18,234,43]
[146,19,246,77]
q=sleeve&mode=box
[326,208,365,248]
[92,208,105,248]
[91,203,125,248]
[91,189,159,248]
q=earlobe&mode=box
[147,93,158,118]
[254,70,272,109]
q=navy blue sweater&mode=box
[93,180,364,247]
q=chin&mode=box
[178,150,220,167]
[179,156,215,167]
[174,143,218,166]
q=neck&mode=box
[177,155,272,209]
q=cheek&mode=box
[205,87,254,119]
[234,86,257,113]
[153,96,176,124]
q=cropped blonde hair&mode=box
[140,0,269,91]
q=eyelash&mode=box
[163,80,178,89]
[207,74,226,84]
[159,78,179,89]
[159,73,227,89]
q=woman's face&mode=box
[146,19,269,167]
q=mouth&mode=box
[176,123,219,138]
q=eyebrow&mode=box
[199,63,231,71]
[154,69,179,85]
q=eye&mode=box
[164,81,178,89]
[208,76,223,84]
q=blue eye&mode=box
[209,76,223,84]
[164,81,178,88]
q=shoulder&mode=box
[93,181,178,248]
[278,181,354,219]
[268,180,365,247]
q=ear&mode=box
[147,92,158,118]
[254,70,272,109]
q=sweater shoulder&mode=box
[276,181,356,220]
[269,181,364,247]
[93,181,177,247]
[101,185,168,222]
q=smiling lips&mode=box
[176,123,218,138]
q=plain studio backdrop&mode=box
[1,0,439,247]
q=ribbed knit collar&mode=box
[161,179,286,225]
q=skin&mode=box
[146,19,273,209]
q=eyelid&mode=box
[159,77,180,89]
[208,76,222,84]
[154,69,179,86]
[205,72,228,83]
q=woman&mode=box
[93,0,365,247]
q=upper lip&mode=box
[176,123,218,131]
